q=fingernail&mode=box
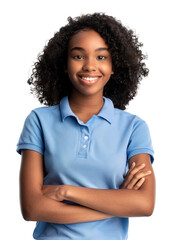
[141,163,145,167]
[142,178,145,181]
[147,170,151,174]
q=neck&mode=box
[68,90,104,116]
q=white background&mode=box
[0,0,171,239]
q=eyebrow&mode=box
[70,47,109,52]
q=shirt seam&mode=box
[128,148,154,158]
[17,143,43,151]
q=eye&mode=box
[73,55,84,60]
[97,55,107,60]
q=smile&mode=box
[81,76,99,81]
[78,75,101,85]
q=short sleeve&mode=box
[127,118,154,163]
[16,110,44,155]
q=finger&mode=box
[122,162,136,188]
[133,178,145,190]
[122,163,147,189]
[122,162,140,188]
[130,163,146,176]
[125,163,146,185]
[130,161,136,170]
[127,162,136,175]
[127,170,152,189]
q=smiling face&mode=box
[66,29,114,98]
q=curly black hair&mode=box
[28,12,149,110]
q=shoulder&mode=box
[32,104,59,115]
[104,97,147,128]
[113,107,146,127]
[30,104,60,119]
[25,104,61,127]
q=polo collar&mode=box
[60,96,114,124]
[97,97,114,124]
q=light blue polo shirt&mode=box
[16,96,154,240]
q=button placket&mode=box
[78,126,89,158]
[84,135,89,140]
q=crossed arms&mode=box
[19,150,155,224]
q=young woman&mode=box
[17,13,155,240]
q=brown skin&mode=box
[20,150,114,223]
[20,150,153,223]
[67,29,114,123]
[58,154,155,217]
[19,29,155,223]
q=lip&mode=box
[78,74,102,85]
[78,73,102,78]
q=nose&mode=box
[82,58,96,72]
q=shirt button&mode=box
[83,144,87,149]
[84,135,89,140]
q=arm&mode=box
[63,154,156,217]
[19,149,114,224]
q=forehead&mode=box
[68,29,108,49]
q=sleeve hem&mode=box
[16,143,44,155]
[128,148,154,163]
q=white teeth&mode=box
[81,77,99,81]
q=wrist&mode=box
[59,185,71,200]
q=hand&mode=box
[42,184,67,202]
[121,162,152,190]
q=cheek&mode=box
[66,62,79,85]
[67,60,73,73]
[67,61,81,77]
[100,62,113,74]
